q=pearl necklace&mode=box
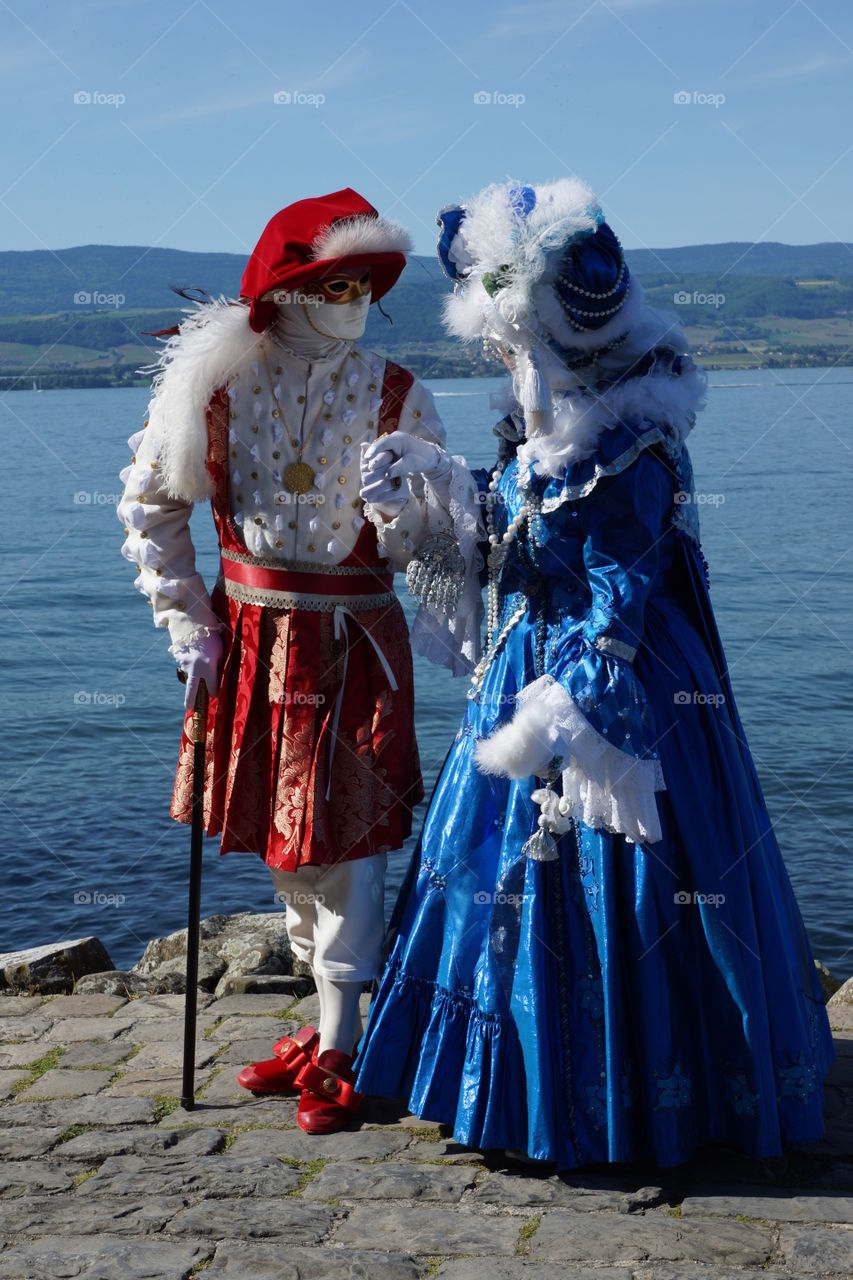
[468,456,543,700]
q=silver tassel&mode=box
[406,532,465,616]
[522,826,559,862]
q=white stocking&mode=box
[316,972,364,1057]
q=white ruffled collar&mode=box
[514,353,707,481]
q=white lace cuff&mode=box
[477,674,665,844]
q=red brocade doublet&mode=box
[170,361,423,871]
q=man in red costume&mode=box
[117,189,457,1133]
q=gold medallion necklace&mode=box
[261,346,351,494]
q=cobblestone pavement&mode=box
[0,990,851,1279]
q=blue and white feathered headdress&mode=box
[436,178,640,429]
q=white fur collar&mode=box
[516,357,707,480]
[143,298,264,503]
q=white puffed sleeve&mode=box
[116,416,223,654]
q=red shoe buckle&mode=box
[271,1025,319,1073]
[293,1058,363,1113]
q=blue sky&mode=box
[1,0,851,260]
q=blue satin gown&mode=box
[354,399,835,1169]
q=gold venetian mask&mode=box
[307,268,372,304]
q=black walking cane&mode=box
[178,675,209,1110]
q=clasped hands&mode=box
[359,430,451,516]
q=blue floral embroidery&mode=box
[579,973,604,1021]
[724,1072,760,1117]
[583,1079,607,1128]
[776,1052,818,1102]
[654,1063,693,1109]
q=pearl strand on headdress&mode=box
[558,261,626,299]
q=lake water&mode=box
[1,371,851,979]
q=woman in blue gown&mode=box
[354,178,835,1169]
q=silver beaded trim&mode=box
[220,547,388,577]
[219,575,395,611]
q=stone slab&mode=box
[529,1209,774,1265]
[332,1204,522,1255]
[15,1067,112,1100]
[58,1125,225,1161]
[226,1126,414,1162]
[472,1171,664,1210]
[167,1198,336,1240]
[39,994,128,1017]
[0,1193,183,1236]
[2,1095,155,1127]
[303,1160,476,1202]
[0,1234,211,1280]
[681,1187,853,1222]
[778,1222,853,1273]
[76,1152,302,1198]
[203,1241,420,1279]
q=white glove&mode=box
[363,430,451,483]
[359,441,411,515]
[174,631,224,710]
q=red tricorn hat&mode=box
[240,187,412,333]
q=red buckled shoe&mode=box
[294,1047,364,1134]
[237,1025,319,1095]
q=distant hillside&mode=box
[1,241,852,385]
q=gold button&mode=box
[343,435,352,445]
[136,494,145,502]
[140,531,149,539]
[272,409,281,419]
[176,600,186,610]
[322,1076,339,1094]
[307,543,316,552]
[275,538,283,547]
[230,410,237,419]
[135,562,141,570]
[323,412,332,420]
[413,408,422,418]
[147,599,153,607]
[230,449,237,458]
[272,451,281,460]
[156,568,163,576]
[338,475,347,485]
[332,520,340,529]
[288,520,296,529]
[351,498,359,507]
[346,393,355,403]
[330,372,338,382]
[130,455,136,464]
[367,419,375,429]
[401,529,409,537]
[143,418,149,427]
[252,384,261,394]
[252,424,259,434]
[319,456,327,465]
[297,394,305,404]
[275,365,282,375]
[368,383,377,392]
[251,471,258,479]
[254,516,263,525]
[150,460,159,469]
[123,526,129,534]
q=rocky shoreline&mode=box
[1,921,852,1279]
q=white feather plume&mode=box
[311,215,412,261]
[143,298,263,503]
